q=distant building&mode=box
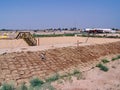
[84,28,116,33]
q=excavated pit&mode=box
[0,41,120,84]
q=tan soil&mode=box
[0,41,120,86]
[53,59,120,90]
[37,36,120,45]
[0,37,120,89]
[1,37,120,49]
[0,36,120,54]
[0,39,28,49]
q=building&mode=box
[84,28,116,33]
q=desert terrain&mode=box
[1,36,120,54]
[53,56,120,90]
[0,36,120,90]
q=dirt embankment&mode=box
[0,39,28,49]
[0,41,120,85]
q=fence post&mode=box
[77,40,79,47]
[38,38,40,46]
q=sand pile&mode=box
[0,39,28,49]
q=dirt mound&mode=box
[0,41,120,84]
[0,39,28,49]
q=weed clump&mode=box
[20,83,28,90]
[112,55,120,61]
[45,74,59,83]
[96,63,109,72]
[112,57,118,61]
[117,55,120,59]
[73,69,80,75]
[101,59,109,64]
[0,83,14,90]
[30,78,44,87]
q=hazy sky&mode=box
[0,0,120,29]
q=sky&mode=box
[0,0,120,29]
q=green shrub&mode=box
[100,65,109,72]
[30,78,44,87]
[96,63,102,67]
[73,69,80,75]
[112,55,120,61]
[20,83,28,90]
[112,57,119,61]
[117,55,120,59]
[45,74,59,82]
[73,70,82,80]
[33,33,75,37]
[61,74,68,78]
[101,59,109,64]
[1,83,14,90]
[96,63,109,72]
[64,33,75,36]
[112,57,118,61]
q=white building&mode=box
[85,28,116,33]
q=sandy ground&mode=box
[0,39,28,49]
[0,37,120,89]
[0,37,120,54]
[36,37,120,45]
[0,41,120,86]
[53,58,120,90]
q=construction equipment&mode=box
[0,33,9,39]
[16,32,37,46]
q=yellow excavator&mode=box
[0,33,9,39]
